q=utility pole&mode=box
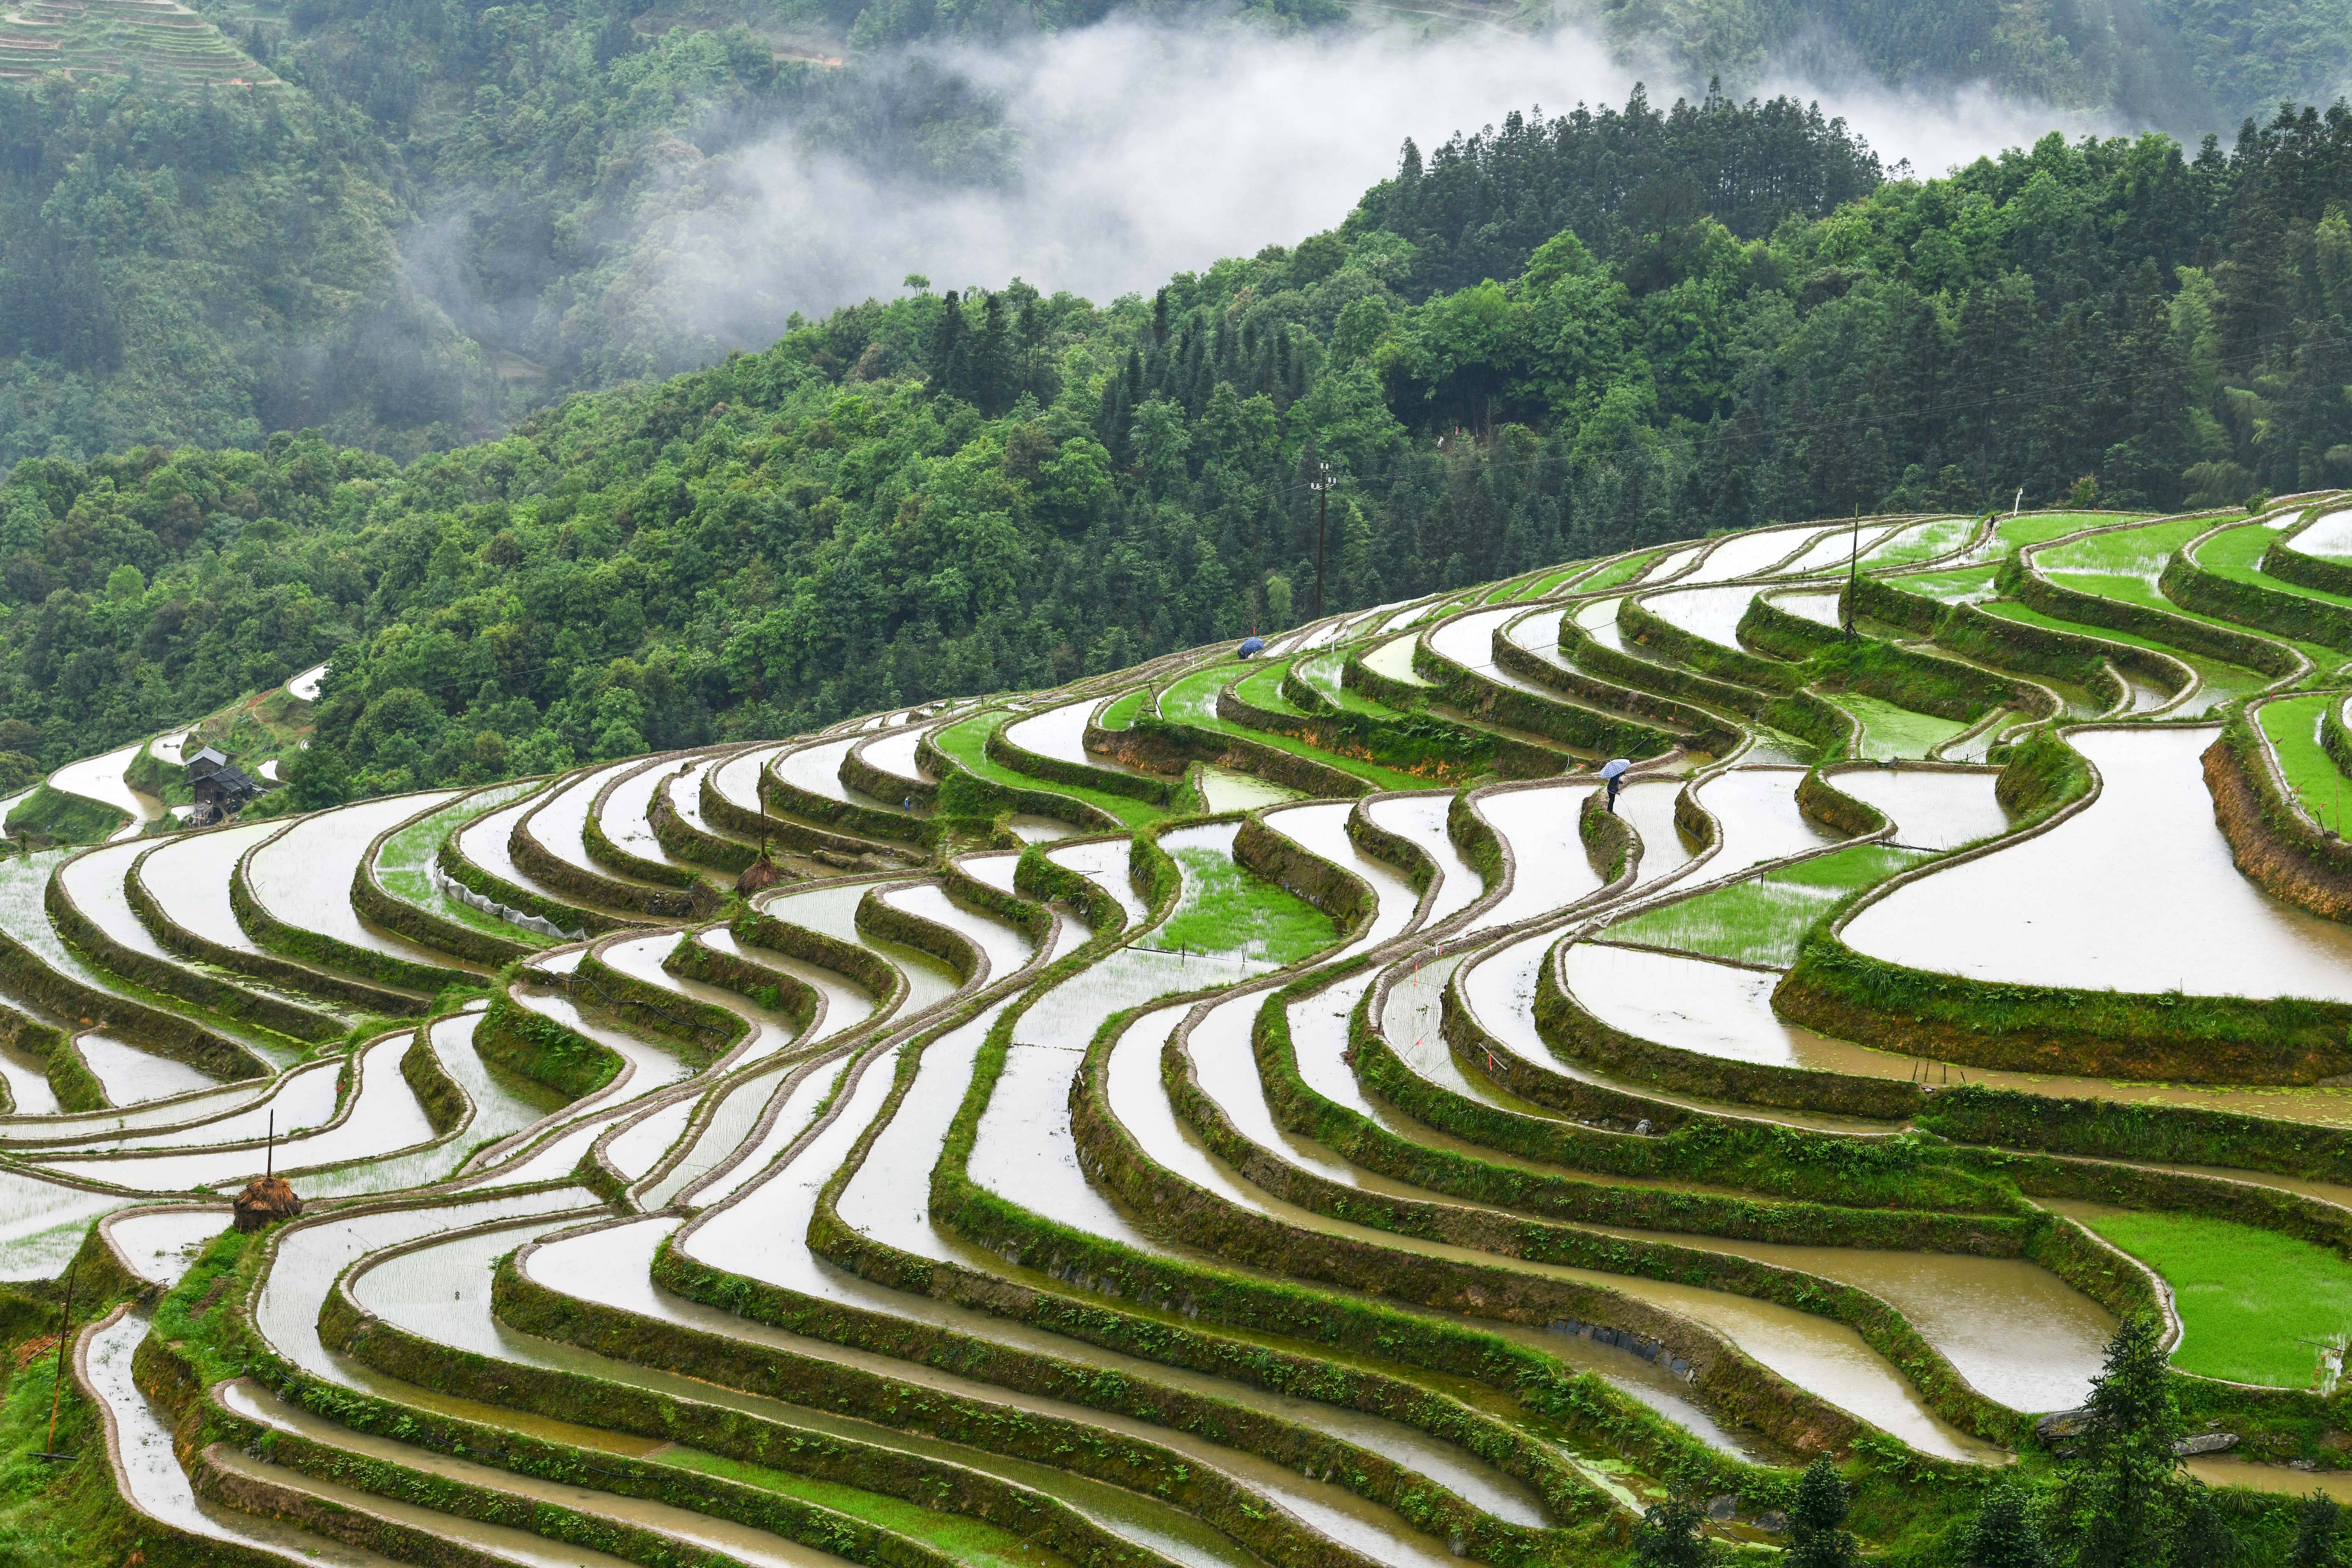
[1311,460,1334,619]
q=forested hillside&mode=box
[2,0,2350,471]
[3,89,2349,810]
[1596,0,2352,140]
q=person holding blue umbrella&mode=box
[1599,757,1632,813]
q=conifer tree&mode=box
[1963,1480,2049,1568]
[1786,1457,1860,1568]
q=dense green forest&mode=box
[4,86,2351,809]
[2,0,2351,469]
[1596,0,2352,139]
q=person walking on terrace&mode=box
[1600,757,1632,814]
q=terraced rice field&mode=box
[0,0,276,92]
[32,502,2352,1564]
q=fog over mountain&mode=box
[630,14,2121,343]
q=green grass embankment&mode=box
[2257,694,2352,833]
[1096,689,1147,730]
[1991,511,2147,553]
[1892,565,2000,603]
[1293,650,1401,718]
[1564,552,1661,595]
[1159,667,1431,792]
[1603,844,1928,966]
[1233,661,1303,714]
[377,783,549,945]
[2036,520,2344,671]
[2201,523,2352,620]
[1977,602,2271,705]
[2083,1210,2352,1387]
[1830,694,1973,760]
[933,712,1166,830]
[1160,846,1338,965]
[3,784,128,845]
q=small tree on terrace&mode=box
[1963,1478,2050,1568]
[2058,1314,2189,1568]
[1787,1456,1860,1568]
[1632,1491,1719,1566]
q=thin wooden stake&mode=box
[44,1254,77,1456]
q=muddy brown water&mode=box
[1114,997,2003,1462]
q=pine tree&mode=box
[1963,1480,2049,1568]
[1633,1494,1719,1566]
[1787,1457,1860,1568]
[2063,1315,2188,1568]
[2292,1490,2342,1568]
[925,290,967,400]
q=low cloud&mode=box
[607,12,2128,352]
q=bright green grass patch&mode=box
[1863,515,1976,568]
[1159,667,1430,791]
[1569,551,1662,596]
[1513,558,1606,598]
[1831,693,1971,760]
[657,1447,1072,1568]
[2083,1210,2352,1387]
[2039,515,2211,579]
[932,713,1165,829]
[1996,511,2147,553]
[0,1280,120,1568]
[1160,844,1338,964]
[2257,694,2352,832]
[1234,660,1305,714]
[1295,649,1399,716]
[1891,564,2000,604]
[1603,843,1927,965]
[2,782,127,845]
[1196,767,1307,812]
[376,779,550,946]
[1097,688,1147,730]
[2199,522,2352,614]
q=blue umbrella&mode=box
[1598,758,1632,780]
[1238,636,1266,658]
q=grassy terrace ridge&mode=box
[2033,524,2348,672]
[2256,692,2352,832]
[932,708,1168,827]
[1160,843,1340,964]
[2037,515,2215,580]
[374,780,551,945]
[1158,664,1435,792]
[1572,552,1666,596]
[1294,648,1400,717]
[1095,688,1148,730]
[2199,520,2352,615]
[1506,557,1604,599]
[1857,514,1976,569]
[1,782,127,846]
[1988,511,2151,554]
[2081,1210,2352,1387]
[1603,842,1929,966]
[1977,601,2274,702]
[1889,563,2001,603]
[1232,659,1306,715]
[1827,692,1973,760]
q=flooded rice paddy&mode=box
[53,513,2352,1565]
